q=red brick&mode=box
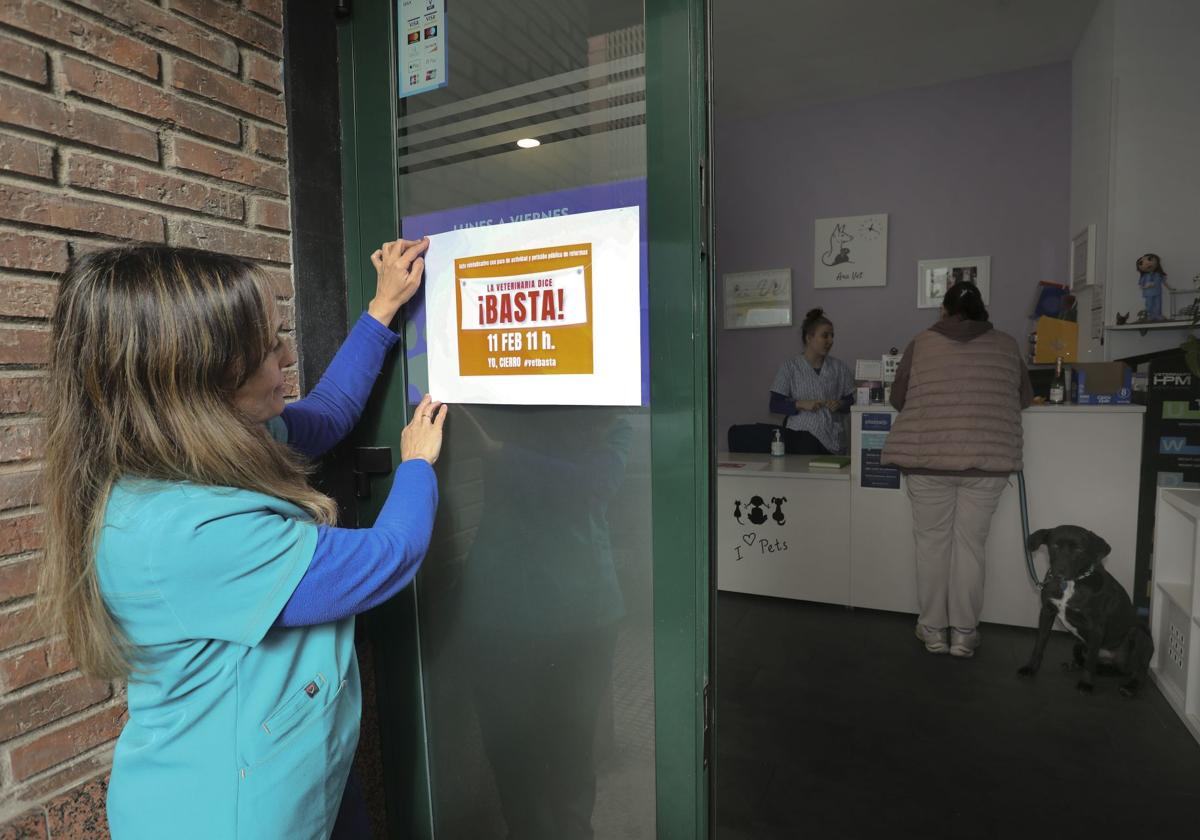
[250,124,287,161]
[0,469,40,512]
[244,51,282,92]
[14,754,109,807]
[0,32,48,86]
[246,0,283,26]
[261,266,293,298]
[172,136,288,195]
[0,277,56,319]
[46,775,111,840]
[251,197,289,232]
[0,327,51,365]
[171,0,282,58]
[0,0,158,80]
[66,238,114,262]
[0,640,74,693]
[0,184,165,242]
[9,704,125,781]
[172,57,284,125]
[0,81,158,163]
[0,809,48,840]
[0,132,55,181]
[0,673,110,742]
[0,555,37,605]
[62,56,240,144]
[66,0,238,73]
[282,366,299,399]
[0,512,44,558]
[0,374,48,415]
[67,153,244,221]
[0,232,67,273]
[0,603,42,652]
[277,298,294,330]
[172,219,290,264]
[0,421,45,463]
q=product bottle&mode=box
[1049,356,1065,405]
[770,429,785,457]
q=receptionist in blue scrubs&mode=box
[769,307,856,454]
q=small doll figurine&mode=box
[1137,253,1171,321]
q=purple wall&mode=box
[714,63,1071,437]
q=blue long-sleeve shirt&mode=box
[273,312,438,627]
[278,312,398,459]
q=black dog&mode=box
[770,496,787,526]
[1017,526,1153,696]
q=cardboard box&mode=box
[1072,361,1133,405]
[1033,315,1078,363]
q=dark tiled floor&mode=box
[714,593,1200,839]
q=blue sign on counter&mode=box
[862,412,892,432]
[860,412,900,489]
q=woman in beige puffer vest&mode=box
[881,282,1033,658]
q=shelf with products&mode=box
[1107,321,1196,331]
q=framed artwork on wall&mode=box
[723,268,792,329]
[1070,224,1096,288]
[917,256,991,309]
[813,214,888,288]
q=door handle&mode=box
[352,446,394,498]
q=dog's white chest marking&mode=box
[1050,580,1083,641]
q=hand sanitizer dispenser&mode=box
[771,429,785,457]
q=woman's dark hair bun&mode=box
[801,307,832,343]
[942,281,989,322]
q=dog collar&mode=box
[1041,564,1099,589]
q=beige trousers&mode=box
[905,474,1008,631]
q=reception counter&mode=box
[717,404,1145,629]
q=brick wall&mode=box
[0,1,294,835]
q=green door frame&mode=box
[336,0,712,836]
[336,3,435,837]
[646,0,713,836]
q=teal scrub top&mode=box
[97,440,360,838]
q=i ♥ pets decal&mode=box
[731,494,789,561]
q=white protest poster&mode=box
[425,207,641,405]
[813,213,888,288]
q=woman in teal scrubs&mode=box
[40,241,443,839]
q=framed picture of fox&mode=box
[813,213,888,288]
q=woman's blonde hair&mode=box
[40,244,337,679]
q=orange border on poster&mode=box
[454,243,594,377]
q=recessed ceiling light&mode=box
[516,138,541,149]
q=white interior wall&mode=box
[1109,0,1200,325]
[1070,0,1114,362]
[1071,0,1200,361]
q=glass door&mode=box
[337,0,710,836]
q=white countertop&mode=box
[716,452,850,480]
[1021,403,1145,413]
[850,403,1145,414]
